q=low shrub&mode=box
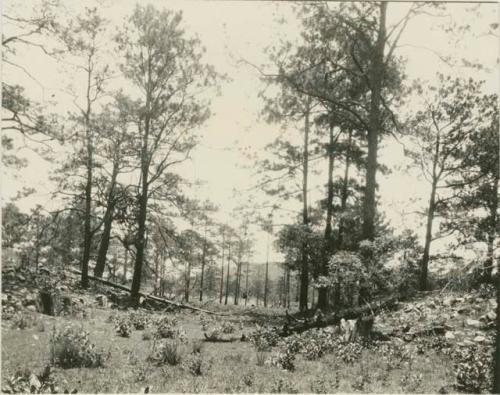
[1,366,63,394]
[453,345,492,393]
[249,325,280,350]
[221,321,235,334]
[115,319,132,338]
[49,324,106,368]
[129,311,151,330]
[267,349,295,371]
[400,372,423,392]
[183,353,211,376]
[155,316,183,339]
[270,377,298,394]
[191,340,204,354]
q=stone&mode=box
[486,310,496,321]
[16,274,26,282]
[473,335,486,343]
[444,331,455,340]
[465,319,482,328]
[26,305,37,312]
[458,340,475,347]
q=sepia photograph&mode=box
[1,0,499,393]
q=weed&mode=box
[241,372,254,387]
[49,324,106,368]
[115,319,132,337]
[270,377,298,393]
[1,365,68,394]
[400,372,423,392]
[183,353,210,376]
[453,345,492,393]
[256,350,268,366]
[191,340,204,354]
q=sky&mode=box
[2,0,498,272]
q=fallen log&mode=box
[280,294,399,336]
[68,269,225,316]
[203,333,246,342]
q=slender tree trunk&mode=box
[361,2,387,242]
[286,267,291,308]
[420,181,437,291]
[123,247,128,283]
[185,258,191,302]
[225,242,231,305]
[494,271,500,393]
[94,162,119,278]
[199,223,207,302]
[338,129,352,250]
[244,259,249,306]
[264,232,270,308]
[491,174,499,393]
[300,100,311,311]
[485,174,498,282]
[81,59,95,289]
[131,128,150,305]
[318,122,335,310]
[219,230,225,304]
[420,125,441,291]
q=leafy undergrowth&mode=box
[1,265,495,393]
[1,307,461,393]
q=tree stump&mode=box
[38,291,57,316]
[96,294,108,308]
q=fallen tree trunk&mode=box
[280,294,399,336]
[69,268,225,316]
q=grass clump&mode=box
[49,324,106,368]
[149,340,183,366]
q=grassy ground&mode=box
[1,303,456,393]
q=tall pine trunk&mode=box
[199,223,207,301]
[338,129,352,250]
[224,242,231,305]
[361,2,387,242]
[264,232,270,307]
[300,100,311,311]
[318,122,335,310]
[219,231,225,303]
[94,162,119,278]
[485,174,498,282]
[81,103,93,287]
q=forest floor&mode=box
[1,264,496,393]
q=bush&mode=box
[49,324,106,368]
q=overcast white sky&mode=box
[2,0,498,269]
